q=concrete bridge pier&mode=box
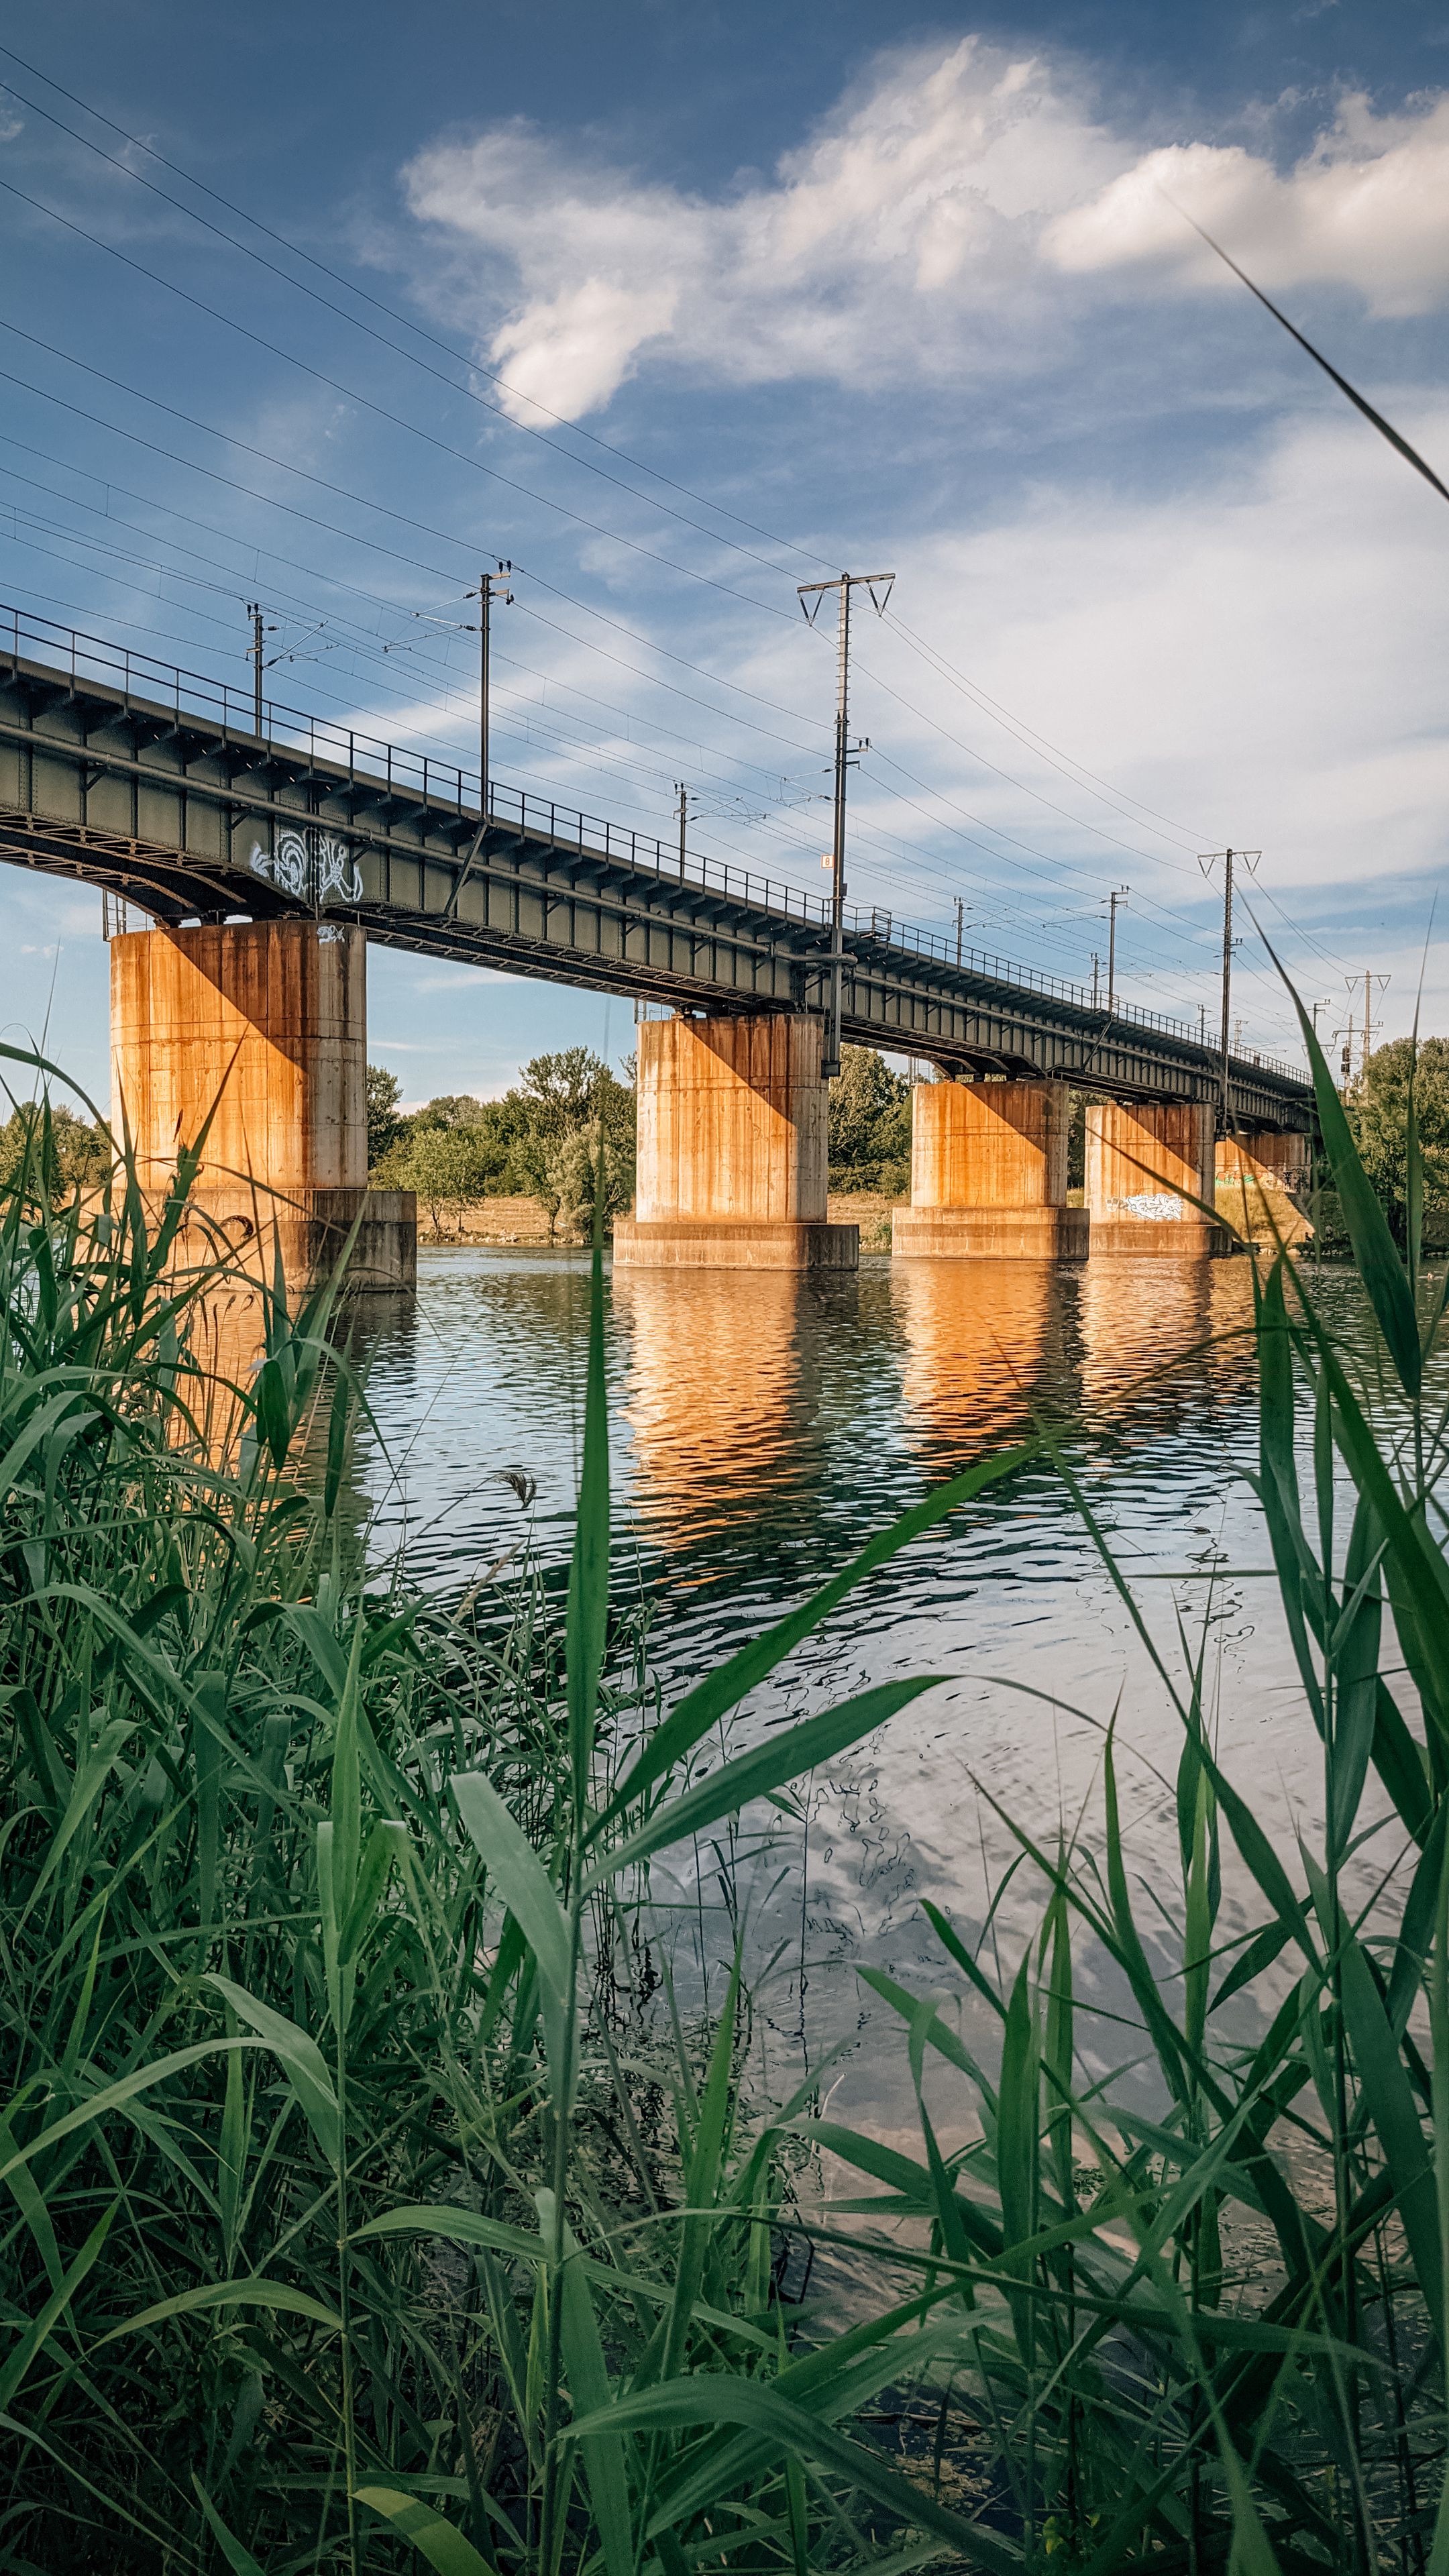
[1086,1100,1227,1256]
[612,1012,858,1271]
[1216,1129,1312,1244]
[892,1077,1089,1259]
[1216,1131,1311,1192]
[109,918,415,1291]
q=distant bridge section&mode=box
[0,607,1313,1133]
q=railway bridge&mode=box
[0,608,1315,1278]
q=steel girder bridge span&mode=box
[0,608,1315,1275]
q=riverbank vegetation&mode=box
[367,1049,635,1238]
[5,993,1449,2571]
[1345,1036,1449,1246]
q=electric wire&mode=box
[0,44,835,569]
[881,612,1212,853]
[0,44,1368,1034]
[0,287,1322,1026]
[0,361,837,747]
[0,174,804,618]
[0,151,1274,883]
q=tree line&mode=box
[5,1034,1442,1238]
[366,1049,635,1237]
[368,1041,916,1234]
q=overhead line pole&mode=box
[1199,847,1260,1130]
[797,569,895,1077]
[1219,849,1234,1125]
[246,600,274,738]
[470,561,513,815]
[1348,969,1389,1079]
[1107,885,1128,1014]
[433,564,513,924]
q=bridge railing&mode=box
[2,600,1303,1086]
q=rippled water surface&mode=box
[350,1247,1381,2128]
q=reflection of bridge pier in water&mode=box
[894,1256,1063,1462]
[1076,1253,1256,1424]
[614,1266,828,1553]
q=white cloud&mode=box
[402,38,1120,419]
[832,397,1449,1040]
[1045,92,1449,315]
[400,47,1449,423]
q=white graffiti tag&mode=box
[248,826,363,906]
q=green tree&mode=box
[365,1064,404,1170]
[507,1050,635,1230]
[1348,1036,1449,1238]
[374,1093,523,1201]
[0,1099,109,1196]
[402,1124,498,1236]
[538,1124,635,1240]
[828,1046,912,1193]
[411,1093,491,1133]
[370,1054,637,1234]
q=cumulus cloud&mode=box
[871,398,1449,913]
[655,388,1447,1054]
[402,39,1120,418]
[400,44,1449,422]
[1045,91,1449,314]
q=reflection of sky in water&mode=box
[350,1248,1404,2132]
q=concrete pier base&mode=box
[1087,1101,1228,1257]
[190,1186,417,1294]
[111,918,415,1293]
[615,1011,857,1273]
[893,1077,1086,1260]
[892,1205,1089,1260]
[611,1216,857,1271]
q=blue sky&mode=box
[1,0,1448,1106]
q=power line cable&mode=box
[0,357,839,753]
[881,612,1210,851]
[0,47,1368,1028]
[0,44,835,570]
[0,173,808,619]
[3,170,1240,883]
[0,361,1315,1021]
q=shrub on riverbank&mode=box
[6,996,1449,2574]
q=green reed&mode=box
[5,982,1449,2574]
[0,1053,1022,2571]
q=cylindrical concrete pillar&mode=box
[893,1078,1087,1258]
[1085,1100,1225,1256]
[110,919,413,1289]
[614,1012,857,1269]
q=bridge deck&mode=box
[0,609,1313,1132]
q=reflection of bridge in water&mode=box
[1,607,1315,1284]
[617,1255,1262,1560]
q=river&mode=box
[350,1246,1386,2140]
